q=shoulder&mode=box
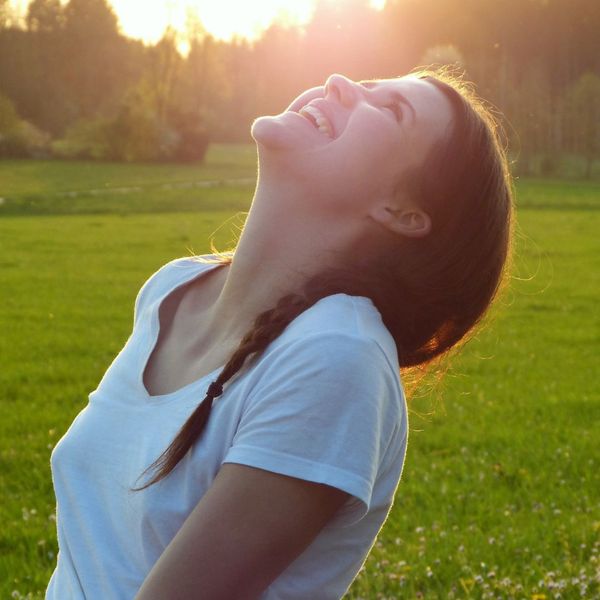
[258,329,402,403]
[275,293,399,381]
[244,294,406,429]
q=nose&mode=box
[325,74,360,107]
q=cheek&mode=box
[338,121,403,192]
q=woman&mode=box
[46,71,513,599]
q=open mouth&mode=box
[298,105,334,138]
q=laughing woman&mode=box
[46,71,513,599]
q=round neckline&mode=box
[139,259,228,402]
[136,259,379,403]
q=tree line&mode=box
[0,0,598,176]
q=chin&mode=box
[251,115,293,151]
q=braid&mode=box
[131,261,448,491]
[132,290,314,490]
[132,71,514,491]
[135,137,512,491]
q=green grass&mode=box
[0,144,256,216]
[1,151,598,599]
[0,144,256,197]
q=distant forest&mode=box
[0,0,598,176]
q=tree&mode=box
[504,61,553,175]
[61,0,126,118]
[27,0,64,32]
[176,32,230,139]
[0,0,9,28]
[567,72,600,178]
[63,0,119,39]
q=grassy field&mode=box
[1,149,598,599]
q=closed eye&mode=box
[384,103,402,122]
[360,80,416,124]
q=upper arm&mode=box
[135,463,349,600]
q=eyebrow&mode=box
[359,80,417,124]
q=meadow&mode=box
[0,147,598,599]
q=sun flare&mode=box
[109,0,316,43]
[11,0,386,45]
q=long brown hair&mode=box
[132,69,514,491]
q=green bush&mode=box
[0,93,49,158]
[51,105,209,163]
[168,109,210,163]
[51,117,112,160]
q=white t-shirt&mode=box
[46,255,408,600]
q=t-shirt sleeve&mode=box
[222,331,403,527]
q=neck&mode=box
[200,165,359,345]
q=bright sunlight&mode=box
[11,0,386,43]
[110,0,314,43]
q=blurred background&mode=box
[0,0,598,177]
[1,2,599,598]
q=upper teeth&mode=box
[300,105,333,137]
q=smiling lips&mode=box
[299,104,334,138]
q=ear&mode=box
[370,205,432,238]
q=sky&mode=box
[10,0,387,43]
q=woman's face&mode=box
[251,74,453,214]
